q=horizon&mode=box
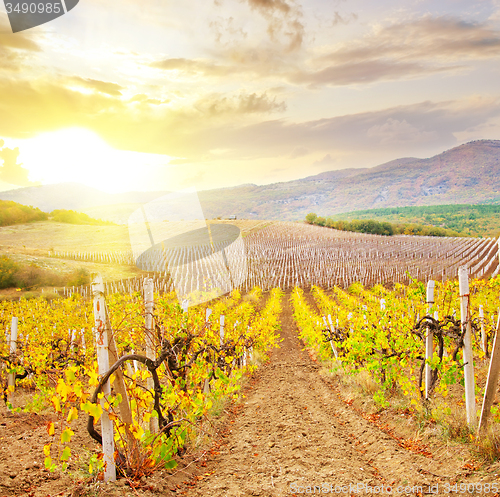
[1,137,499,197]
[1,1,500,194]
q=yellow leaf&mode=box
[108,412,119,421]
[47,422,55,436]
[67,407,78,423]
[43,444,51,457]
[51,396,61,413]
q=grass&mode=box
[0,255,91,291]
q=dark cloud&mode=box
[0,140,39,186]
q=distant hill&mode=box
[0,140,499,222]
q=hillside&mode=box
[328,204,500,237]
[0,199,47,226]
[0,140,499,222]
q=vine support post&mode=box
[7,316,18,408]
[459,267,477,428]
[325,315,338,360]
[479,305,486,355]
[144,277,158,434]
[91,277,116,483]
[220,315,225,346]
[478,314,500,434]
[425,280,435,399]
[204,309,212,393]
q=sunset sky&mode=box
[1,0,500,193]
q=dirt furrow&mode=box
[184,292,461,497]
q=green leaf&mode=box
[61,446,71,462]
[164,459,177,469]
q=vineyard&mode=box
[1,220,500,495]
[47,222,500,298]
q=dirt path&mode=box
[183,293,467,497]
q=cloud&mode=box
[292,60,456,87]
[367,118,439,145]
[0,140,39,186]
[290,146,309,158]
[326,17,500,63]
[312,153,337,167]
[210,16,248,45]
[242,0,305,52]
[0,18,41,72]
[149,57,232,77]
[67,76,124,96]
[330,11,358,27]
[294,16,500,87]
[194,92,287,117]
[198,97,500,161]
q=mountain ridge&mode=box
[1,139,499,222]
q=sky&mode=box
[1,0,500,193]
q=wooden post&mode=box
[93,277,135,454]
[205,308,212,322]
[459,267,477,428]
[220,315,225,347]
[478,314,500,434]
[92,279,116,482]
[7,317,18,408]
[425,280,435,399]
[325,315,339,360]
[203,308,212,394]
[81,329,86,354]
[144,277,158,434]
[479,305,486,355]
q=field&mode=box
[0,220,500,496]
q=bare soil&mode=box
[0,291,499,496]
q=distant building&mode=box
[227,215,237,220]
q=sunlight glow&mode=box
[16,128,175,193]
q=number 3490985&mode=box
[5,2,62,14]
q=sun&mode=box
[15,128,174,193]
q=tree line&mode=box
[305,213,464,237]
[0,200,114,227]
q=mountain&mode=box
[1,140,499,222]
